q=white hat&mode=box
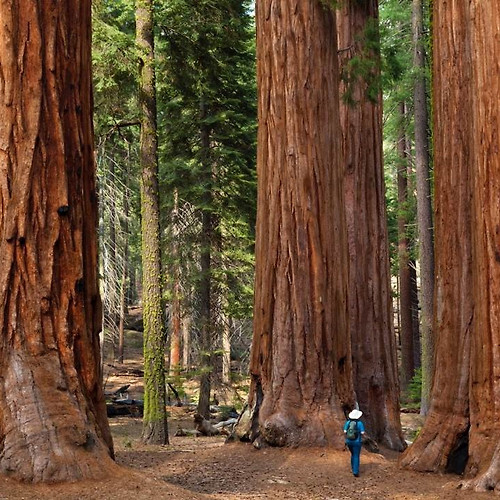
[348,409,363,420]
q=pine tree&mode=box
[156,0,257,408]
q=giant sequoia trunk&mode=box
[136,0,168,445]
[238,0,354,447]
[399,0,473,465]
[337,0,405,451]
[466,0,500,490]
[0,1,114,482]
[401,0,500,491]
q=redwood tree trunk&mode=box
[337,0,405,451]
[136,0,168,445]
[399,0,476,484]
[465,0,500,490]
[0,1,114,482]
[239,0,354,448]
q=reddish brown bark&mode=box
[169,280,181,376]
[465,0,500,490]
[400,0,500,491]
[337,0,405,450]
[0,1,114,482]
[240,0,354,448]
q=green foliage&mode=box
[380,0,419,271]
[92,0,139,134]
[402,367,422,408]
[340,18,382,105]
[93,1,143,352]
[156,0,257,321]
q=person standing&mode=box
[344,409,366,477]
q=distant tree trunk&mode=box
[397,103,415,396]
[0,1,115,482]
[169,191,181,376]
[182,315,191,369]
[169,281,181,377]
[337,0,405,450]
[222,315,232,384]
[410,258,420,371]
[400,0,475,481]
[412,0,434,416]
[237,0,354,448]
[197,99,213,420]
[118,164,130,364]
[136,0,168,445]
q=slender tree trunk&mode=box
[182,315,191,369]
[169,191,181,376]
[0,1,115,482]
[337,0,405,450]
[237,0,354,448]
[169,280,181,377]
[117,248,128,364]
[222,315,232,384]
[136,0,168,445]
[109,158,119,358]
[412,0,434,416]
[397,103,415,396]
[118,164,130,364]
[410,258,420,371]
[197,99,213,420]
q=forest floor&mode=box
[0,328,493,499]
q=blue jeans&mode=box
[347,441,362,475]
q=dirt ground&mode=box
[0,331,493,499]
[0,416,493,500]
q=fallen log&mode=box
[194,413,220,436]
[105,363,144,377]
[194,413,237,436]
[174,426,202,437]
[106,399,144,418]
[213,418,238,430]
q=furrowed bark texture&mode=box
[337,0,405,451]
[400,0,473,469]
[0,1,114,482]
[244,0,354,448]
[136,0,168,445]
[402,0,500,491]
[466,0,500,491]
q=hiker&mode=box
[343,409,365,477]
